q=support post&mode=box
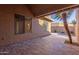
[62,12,72,44]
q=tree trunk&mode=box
[62,13,72,44]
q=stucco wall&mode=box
[38,19,51,32]
[0,5,50,46]
[75,8,79,42]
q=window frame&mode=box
[14,14,25,34]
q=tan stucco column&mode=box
[75,8,79,42]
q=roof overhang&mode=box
[26,4,79,17]
[40,17,53,22]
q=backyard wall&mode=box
[0,5,50,46]
[51,23,75,35]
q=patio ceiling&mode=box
[26,4,79,17]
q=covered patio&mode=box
[0,4,79,55]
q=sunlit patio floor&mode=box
[0,33,79,55]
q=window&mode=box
[25,17,32,32]
[15,14,25,34]
[15,14,32,34]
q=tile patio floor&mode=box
[0,33,79,55]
